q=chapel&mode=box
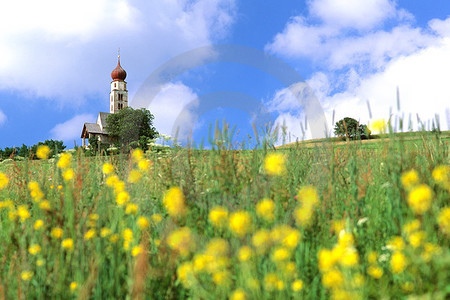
[80,55,128,147]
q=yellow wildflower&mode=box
[17,205,30,222]
[338,231,354,247]
[127,170,142,183]
[102,163,114,175]
[177,262,195,288]
[407,184,433,214]
[51,227,63,239]
[0,172,9,190]
[28,244,41,255]
[106,175,119,187]
[294,206,313,226]
[332,219,345,234]
[21,271,33,281]
[339,248,359,267]
[100,227,112,237]
[263,273,279,291]
[84,229,96,241]
[238,246,253,262]
[271,247,290,263]
[167,227,194,256]
[132,148,144,162]
[387,236,405,251]
[193,254,210,272]
[39,200,51,211]
[63,168,75,181]
[131,245,143,257]
[34,219,44,230]
[151,213,163,224]
[408,231,426,248]
[70,282,78,291]
[123,228,133,242]
[292,279,304,292]
[163,187,187,217]
[322,269,343,288]
[36,145,51,159]
[401,169,420,189]
[432,165,449,189]
[109,234,119,243]
[256,198,275,222]
[297,185,319,206]
[137,216,150,229]
[61,238,74,250]
[138,159,151,171]
[89,213,99,221]
[208,206,229,228]
[318,249,336,271]
[369,118,386,134]
[264,152,286,175]
[57,153,72,169]
[437,207,450,235]
[367,251,378,264]
[230,288,246,300]
[36,259,45,266]
[252,229,271,253]
[213,270,231,287]
[367,265,383,279]
[116,191,130,206]
[205,238,229,257]
[229,210,252,237]
[390,252,407,274]
[57,185,63,190]
[125,203,138,215]
[403,219,421,235]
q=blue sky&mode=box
[1,0,449,148]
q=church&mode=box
[80,55,129,147]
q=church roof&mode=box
[81,123,102,138]
[98,112,110,129]
[111,57,127,81]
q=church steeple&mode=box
[110,52,128,113]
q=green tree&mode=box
[334,117,371,141]
[106,107,158,148]
[31,140,66,158]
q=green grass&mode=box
[0,130,449,299]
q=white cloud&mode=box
[309,0,397,30]
[0,110,6,126]
[266,1,450,136]
[0,0,236,105]
[146,82,199,140]
[50,114,96,145]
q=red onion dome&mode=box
[111,58,127,81]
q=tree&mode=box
[334,117,371,140]
[106,107,158,147]
[31,140,66,158]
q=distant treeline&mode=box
[0,140,66,161]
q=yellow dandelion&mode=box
[132,148,144,162]
[212,270,231,287]
[263,273,279,291]
[408,231,426,248]
[0,172,9,190]
[339,248,359,267]
[36,145,51,159]
[63,168,75,181]
[127,170,142,183]
[109,234,119,243]
[116,191,130,206]
[21,271,33,281]
[230,288,246,300]
[208,206,229,228]
[252,229,271,253]
[264,152,286,176]
[106,175,119,187]
[100,227,112,237]
[229,210,252,237]
[84,229,96,241]
[36,259,45,266]
[125,203,138,215]
[387,236,405,251]
[322,269,343,288]
[238,246,253,262]
[367,265,383,279]
[34,219,44,230]
[151,213,163,224]
[138,159,151,171]
[102,163,114,175]
[401,169,420,189]
[51,227,64,239]
[271,247,290,263]
[123,228,133,242]
[167,227,194,256]
[297,185,320,207]
[318,249,336,272]
[57,153,72,169]
[205,238,229,257]
[437,207,450,235]
[369,118,386,134]
[131,245,143,257]
[28,244,41,255]
[403,219,421,235]
[367,251,378,264]
[17,205,30,222]
[177,262,195,288]
[390,252,407,274]
[292,279,304,292]
[137,216,150,229]
[432,165,449,189]
[70,281,78,291]
[163,187,187,217]
[256,198,275,222]
[39,200,51,211]
[407,184,433,214]
[61,238,74,250]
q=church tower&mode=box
[110,54,128,113]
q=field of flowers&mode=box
[0,132,449,299]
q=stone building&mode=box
[81,55,128,147]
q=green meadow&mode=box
[0,130,449,299]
